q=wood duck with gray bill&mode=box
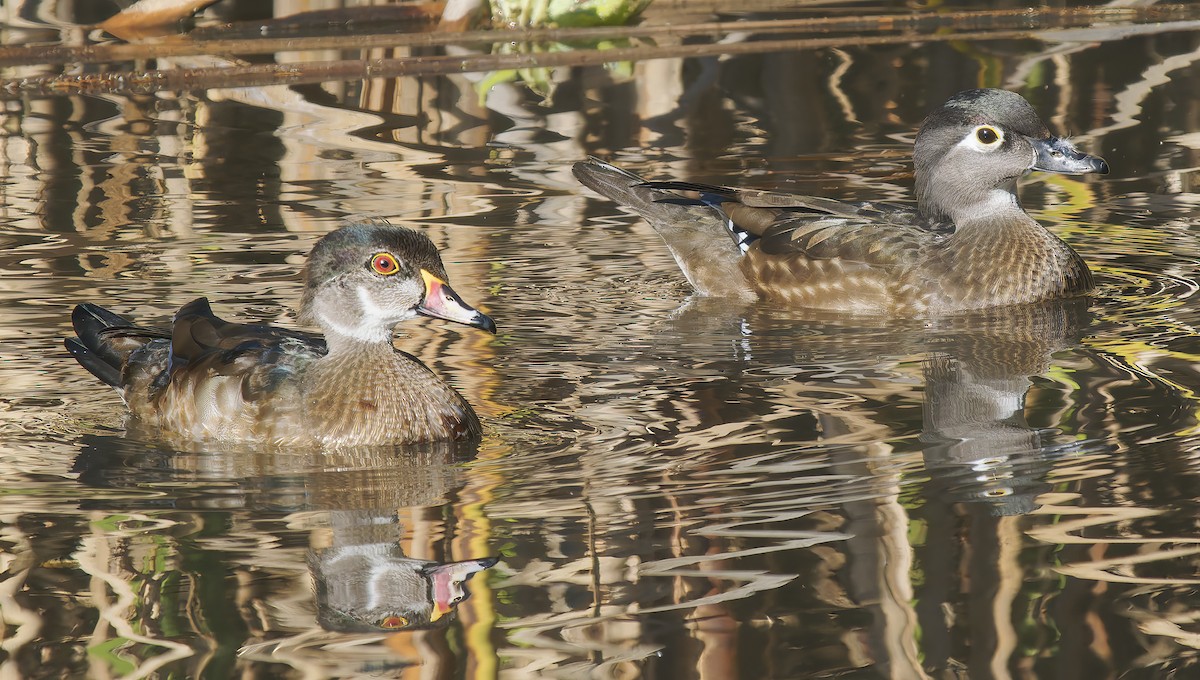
[65,223,496,447]
[573,89,1109,316]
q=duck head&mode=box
[300,223,496,348]
[913,89,1108,225]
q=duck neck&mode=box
[303,284,417,352]
[918,174,1022,226]
[321,330,397,359]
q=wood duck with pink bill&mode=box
[65,223,496,447]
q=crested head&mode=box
[299,223,450,345]
[302,223,449,296]
[920,89,1051,141]
[911,89,1104,225]
[299,222,495,349]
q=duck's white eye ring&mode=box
[974,125,1002,145]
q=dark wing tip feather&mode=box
[640,180,735,196]
[67,302,173,390]
[65,336,122,388]
[68,303,138,387]
[174,297,216,322]
[74,302,133,329]
[71,303,132,352]
[572,159,643,197]
[573,157,644,183]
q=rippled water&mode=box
[2,1,1200,678]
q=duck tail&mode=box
[572,158,754,299]
[65,304,167,389]
[640,180,759,254]
[572,158,661,214]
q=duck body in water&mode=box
[573,89,1109,316]
[65,223,496,447]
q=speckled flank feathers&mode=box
[64,222,495,447]
[573,88,1107,316]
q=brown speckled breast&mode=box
[299,345,480,446]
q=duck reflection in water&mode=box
[311,510,497,633]
[917,297,1093,516]
[71,436,498,670]
[667,294,1094,517]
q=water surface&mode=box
[2,2,1200,678]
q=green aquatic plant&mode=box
[490,0,652,29]
[477,39,636,103]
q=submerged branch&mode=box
[1,5,1196,69]
[2,8,1199,100]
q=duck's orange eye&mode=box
[378,615,409,629]
[371,253,399,276]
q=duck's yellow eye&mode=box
[378,615,409,629]
[371,253,399,276]
[976,126,1000,145]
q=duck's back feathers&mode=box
[167,297,326,376]
[640,179,950,258]
[163,297,328,404]
[68,299,329,438]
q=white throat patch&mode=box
[316,285,416,344]
[316,309,392,343]
[976,188,1021,214]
